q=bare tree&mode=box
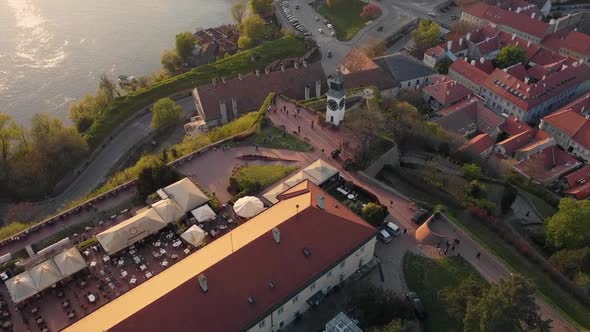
[99,73,120,101]
[231,1,247,24]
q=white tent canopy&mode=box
[97,208,167,255]
[163,178,209,213]
[191,204,216,222]
[152,198,185,223]
[29,260,64,291]
[233,196,264,218]
[181,225,207,247]
[53,247,87,278]
[6,271,38,303]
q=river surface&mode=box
[0,0,234,124]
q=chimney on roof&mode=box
[480,57,485,64]
[317,194,325,210]
[542,75,546,80]
[280,63,285,72]
[531,12,536,19]
[524,77,530,84]
[447,40,452,50]
[466,32,471,41]
[265,67,270,75]
[446,90,450,96]
[526,87,531,92]
[255,69,260,77]
[471,60,476,66]
[516,83,521,89]
[459,37,464,46]
[272,227,280,244]
[516,7,521,13]
[512,33,516,40]
[527,41,531,47]
[197,274,208,293]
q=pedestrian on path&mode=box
[389,200,393,206]
[476,252,481,260]
[255,145,258,151]
[298,126,301,134]
[403,228,407,234]
[451,244,455,251]
[311,120,314,129]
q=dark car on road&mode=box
[411,208,429,224]
[406,292,427,320]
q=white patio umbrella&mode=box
[6,272,38,303]
[181,225,207,247]
[190,205,216,223]
[233,196,264,218]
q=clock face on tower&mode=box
[338,99,345,109]
[328,99,338,111]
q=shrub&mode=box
[77,237,98,250]
[362,202,388,227]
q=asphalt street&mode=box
[49,97,195,209]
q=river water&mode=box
[0,0,234,124]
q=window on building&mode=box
[279,321,284,328]
[278,306,284,315]
[340,260,346,269]
[292,295,298,304]
[258,320,265,328]
[310,282,316,290]
[407,81,411,87]
[416,79,420,85]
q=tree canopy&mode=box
[412,20,441,51]
[240,15,267,42]
[440,274,487,322]
[151,98,182,129]
[496,45,527,69]
[237,35,254,49]
[463,275,552,332]
[346,284,414,327]
[231,1,247,24]
[68,89,109,133]
[461,163,482,181]
[175,31,196,61]
[99,73,119,101]
[546,198,590,249]
[361,202,388,227]
[160,48,183,73]
[250,0,273,15]
[360,3,382,20]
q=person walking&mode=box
[311,120,314,129]
[403,228,407,235]
[297,126,301,133]
[476,252,481,260]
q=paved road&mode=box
[48,97,195,210]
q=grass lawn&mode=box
[379,168,590,330]
[316,0,372,41]
[230,123,313,152]
[229,164,298,195]
[403,253,485,332]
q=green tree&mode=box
[231,1,247,24]
[240,15,266,42]
[465,180,486,198]
[434,58,453,74]
[463,275,552,332]
[550,247,590,281]
[496,45,527,69]
[175,31,196,61]
[412,20,441,51]
[99,73,120,100]
[0,114,22,175]
[461,163,482,181]
[136,164,181,200]
[68,89,109,133]
[160,49,183,73]
[237,35,254,49]
[439,274,487,321]
[500,185,517,214]
[361,202,388,227]
[250,0,273,15]
[347,284,414,327]
[151,98,182,129]
[377,320,403,332]
[546,198,590,249]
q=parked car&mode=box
[330,31,336,37]
[327,50,332,58]
[377,229,393,243]
[411,208,429,224]
[428,12,437,17]
[451,15,458,20]
[315,16,320,21]
[384,221,401,236]
[327,23,333,29]
[406,292,427,320]
[318,28,324,34]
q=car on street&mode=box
[428,12,437,17]
[451,15,458,20]
[315,16,319,21]
[406,292,427,320]
[327,50,332,58]
[327,23,333,29]
[318,28,324,34]
[377,229,393,243]
[411,208,429,224]
[330,31,336,37]
[384,221,401,236]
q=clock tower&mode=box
[325,74,346,126]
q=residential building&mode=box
[448,57,492,95]
[433,97,505,139]
[562,165,590,199]
[422,75,471,110]
[338,48,399,97]
[192,61,325,127]
[494,115,535,156]
[65,180,377,332]
[460,133,496,158]
[373,53,437,90]
[189,25,239,67]
[511,145,581,184]
[539,92,590,162]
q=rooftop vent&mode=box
[272,227,281,244]
[303,247,312,257]
[248,296,256,304]
[197,274,208,293]
[268,282,275,289]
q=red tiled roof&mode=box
[497,130,535,154]
[193,62,325,123]
[425,45,445,58]
[464,2,550,39]
[543,94,590,149]
[506,63,528,81]
[109,180,376,332]
[435,97,504,136]
[449,58,490,86]
[343,68,399,91]
[339,48,379,73]
[564,165,590,188]
[563,182,590,200]
[422,75,471,106]
[499,115,534,136]
[544,30,590,57]
[460,133,495,156]
[513,146,580,184]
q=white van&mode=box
[378,229,393,243]
[385,221,401,236]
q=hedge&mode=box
[83,36,310,149]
